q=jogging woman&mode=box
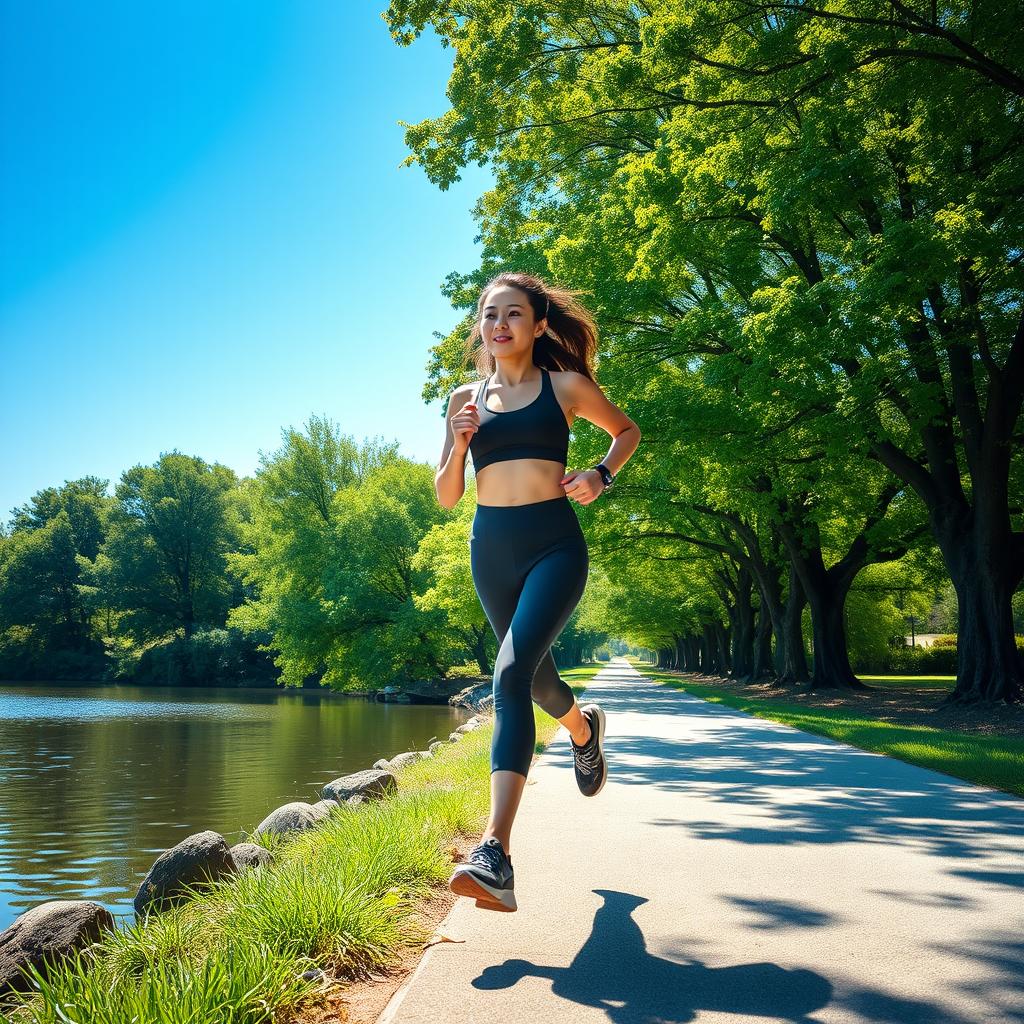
[434,272,641,912]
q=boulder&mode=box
[133,831,236,917]
[321,769,397,804]
[372,758,391,771]
[388,750,426,771]
[309,799,340,821]
[428,741,446,754]
[253,801,325,840]
[229,842,274,871]
[0,900,114,996]
[448,680,493,712]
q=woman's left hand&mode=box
[561,469,604,505]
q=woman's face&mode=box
[480,285,545,358]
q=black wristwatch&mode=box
[594,463,615,491]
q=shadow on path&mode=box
[469,889,976,1024]
[566,667,1024,870]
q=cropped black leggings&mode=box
[469,494,589,778]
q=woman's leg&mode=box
[533,651,592,746]
[487,537,589,836]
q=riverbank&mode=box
[0,664,604,1023]
[631,660,1024,798]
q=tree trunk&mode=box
[728,567,755,679]
[778,482,913,690]
[805,578,864,690]
[715,621,732,676]
[683,635,700,672]
[934,511,1024,704]
[777,564,809,683]
[699,626,714,673]
[470,625,490,676]
[751,604,774,680]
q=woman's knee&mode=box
[531,670,574,718]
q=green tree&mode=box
[388,0,1024,704]
[0,478,113,677]
[411,493,493,674]
[93,453,239,642]
[228,417,452,690]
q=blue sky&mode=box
[0,1,493,524]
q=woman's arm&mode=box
[435,387,479,510]
[559,371,642,506]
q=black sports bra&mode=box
[469,367,570,473]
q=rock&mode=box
[133,831,236,917]
[388,750,426,771]
[310,799,340,821]
[253,802,326,840]
[448,681,493,712]
[321,769,397,804]
[378,686,412,704]
[346,794,367,806]
[372,758,391,771]
[448,731,462,742]
[0,900,114,996]
[229,842,274,871]
[428,741,446,754]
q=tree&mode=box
[94,453,239,642]
[387,0,1024,703]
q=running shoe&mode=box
[448,836,517,912]
[571,703,607,797]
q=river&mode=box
[0,681,473,932]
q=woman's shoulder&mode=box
[447,377,485,411]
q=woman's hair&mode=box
[463,272,598,382]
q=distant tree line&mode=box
[0,425,607,689]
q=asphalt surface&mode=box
[379,657,1024,1024]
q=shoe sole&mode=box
[448,866,518,912]
[579,703,608,797]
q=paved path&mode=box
[379,657,1024,1024]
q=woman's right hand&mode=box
[451,401,479,452]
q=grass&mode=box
[628,660,1024,800]
[858,674,956,690]
[0,665,605,1024]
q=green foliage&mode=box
[390,0,1024,694]
[90,453,241,644]
[130,628,278,688]
[226,417,463,691]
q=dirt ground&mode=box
[658,669,1024,739]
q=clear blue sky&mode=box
[0,1,493,524]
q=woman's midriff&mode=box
[475,458,569,507]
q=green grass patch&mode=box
[859,674,956,690]
[1,666,604,1024]
[631,664,1024,800]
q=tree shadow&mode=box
[565,668,1024,867]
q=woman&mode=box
[434,272,642,913]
